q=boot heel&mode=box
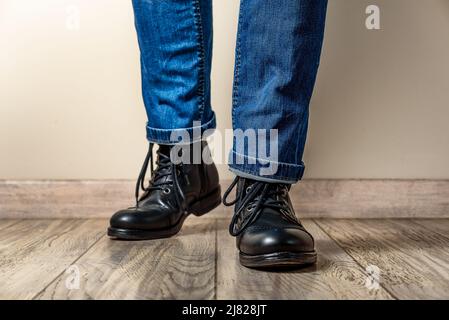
[188,186,222,216]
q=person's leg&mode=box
[134,0,215,143]
[230,0,328,182]
[108,0,220,240]
[224,0,328,268]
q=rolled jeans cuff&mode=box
[146,113,216,145]
[228,150,305,184]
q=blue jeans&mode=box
[132,0,327,183]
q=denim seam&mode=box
[231,0,245,130]
[146,114,216,144]
[230,167,297,181]
[192,0,206,122]
[229,166,299,182]
[232,151,303,167]
[229,163,303,180]
[146,115,215,132]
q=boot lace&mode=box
[135,143,185,209]
[222,176,298,236]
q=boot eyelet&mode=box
[163,188,171,194]
[246,187,252,194]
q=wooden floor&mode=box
[1,216,449,299]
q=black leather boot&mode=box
[108,141,221,240]
[223,177,317,268]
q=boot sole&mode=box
[239,251,317,269]
[107,186,221,240]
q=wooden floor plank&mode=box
[0,219,20,230]
[4,218,448,300]
[412,219,449,238]
[36,218,216,300]
[0,219,105,299]
[216,219,392,300]
[315,219,449,299]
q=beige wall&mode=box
[1,0,449,180]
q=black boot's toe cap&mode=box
[238,226,315,256]
[109,206,173,230]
